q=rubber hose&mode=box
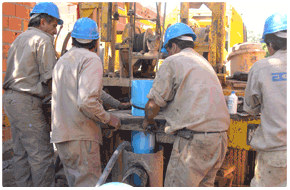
[95,141,131,187]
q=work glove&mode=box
[141,118,157,134]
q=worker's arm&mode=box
[39,39,57,91]
[142,61,176,130]
[101,90,131,110]
[101,90,121,109]
[77,58,120,129]
[243,69,261,115]
[142,99,160,130]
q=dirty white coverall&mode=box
[244,49,287,187]
[147,48,230,187]
[2,27,56,187]
[51,46,112,187]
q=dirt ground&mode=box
[2,149,68,187]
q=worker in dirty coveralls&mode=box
[51,17,121,187]
[243,12,287,187]
[2,2,63,187]
[142,23,230,187]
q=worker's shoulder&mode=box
[18,27,53,44]
[251,50,287,73]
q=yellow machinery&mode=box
[66,2,165,89]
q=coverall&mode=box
[51,46,112,187]
[147,48,230,186]
[2,27,56,187]
[244,49,287,187]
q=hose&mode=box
[95,141,131,187]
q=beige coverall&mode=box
[244,49,287,187]
[147,48,230,187]
[2,27,56,187]
[51,46,112,187]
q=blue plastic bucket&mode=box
[131,79,154,116]
[131,131,155,154]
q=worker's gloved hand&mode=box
[118,102,132,110]
[141,118,157,133]
[108,113,121,130]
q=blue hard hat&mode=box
[100,182,133,187]
[30,2,63,25]
[161,22,196,54]
[261,12,287,42]
[71,17,99,40]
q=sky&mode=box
[141,0,288,36]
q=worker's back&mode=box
[51,46,104,144]
[3,27,56,97]
[244,49,287,151]
[148,48,230,133]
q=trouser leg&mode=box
[26,98,55,187]
[199,133,227,187]
[164,133,227,187]
[3,92,32,187]
[22,124,55,187]
[10,121,33,187]
[56,140,102,187]
[250,150,287,187]
[3,91,55,187]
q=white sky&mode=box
[141,0,288,36]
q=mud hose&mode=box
[95,141,131,187]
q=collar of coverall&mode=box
[274,31,287,38]
[176,36,194,41]
[76,38,93,43]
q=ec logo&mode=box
[272,72,287,82]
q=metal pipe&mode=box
[95,141,131,187]
[110,2,118,73]
[96,8,100,56]
[119,15,157,22]
[156,2,166,72]
[128,3,134,79]
[135,17,157,21]
[128,2,134,100]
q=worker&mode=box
[2,2,63,187]
[142,22,230,187]
[243,12,287,187]
[51,17,121,187]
